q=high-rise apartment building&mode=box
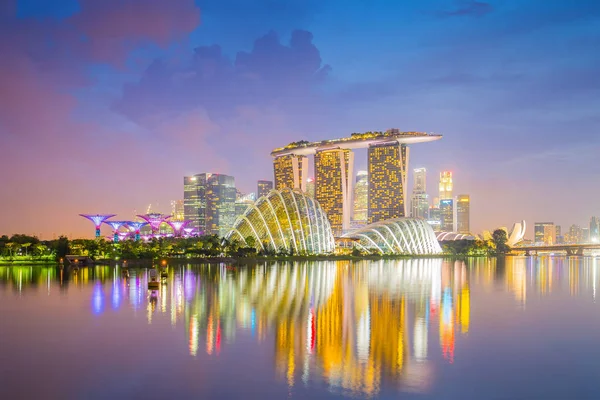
[315,149,354,235]
[353,171,368,223]
[534,222,556,245]
[205,174,237,237]
[184,173,209,231]
[439,171,453,200]
[257,180,273,199]
[273,154,308,192]
[171,200,184,220]
[410,167,429,219]
[456,195,470,234]
[590,217,600,242]
[368,142,408,224]
[440,199,454,231]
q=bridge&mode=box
[512,244,600,256]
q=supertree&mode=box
[137,213,171,236]
[183,227,196,237]
[167,220,191,237]
[125,221,148,242]
[80,214,116,238]
[103,221,128,243]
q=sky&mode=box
[0,0,599,239]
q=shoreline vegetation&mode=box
[0,230,512,266]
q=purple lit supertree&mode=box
[80,214,116,238]
[167,220,191,237]
[103,221,128,243]
[137,213,170,236]
[125,221,148,241]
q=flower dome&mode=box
[342,218,442,255]
[226,188,335,254]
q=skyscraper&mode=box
[257,180,273,199]
[440,199,454,231]
[456,195,470,234]
[206,174,237,237]
[410,167,429,219]
[171,199,184,220]
[353,171,368,224]
[368,142,408,224]
[184,173,209,231]
[590,217,599,242]
[534,222,555,245]
[566,225,583,244]
[273,154,308,192]
[439,171,453,200]
[315,148,354,235]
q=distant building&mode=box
[555,225,563,244]
[206,174,237,237]
[439,171,453,200]
[582,228,590,243]
[534,222,555,245]
[315,149,354,235]
[456,195,470,234]
[440,199,454,232]
[184,173,210,231]
[257,180,273,199]
[171,200,184,220]
[428,207,441,232]
[235,192,256,220]
[368,142,408,224]
[273,154,308,192]
[566,225,583,244]
[306,177,315,198]
[353,171,368,224]
[590,217,600,242]
[410,168,429,219]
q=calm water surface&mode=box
[2,257,600,399]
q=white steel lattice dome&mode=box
[226,188,335,254]
[342,218,442,255]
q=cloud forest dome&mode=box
[342,218,442,255]
[227,188,335,254]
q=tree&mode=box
[22,243,32,257]
[492,229,510,255]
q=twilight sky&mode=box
[1,0,599,239]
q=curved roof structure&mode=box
[507,221,526,246]
[342,218,442,255]
[226,188,335,254]
[271,129,442,157]
[436,232,477,241]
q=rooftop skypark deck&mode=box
[271,129,442,157]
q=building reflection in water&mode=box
[2,255,600,396]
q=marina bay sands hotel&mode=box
[271,129,441,235]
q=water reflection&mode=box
[1,256,599,397]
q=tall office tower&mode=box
[273,154,308,192]
[555,225,563,244]
[257,180,273,199]
[353,171,368,223]
[582,228,590,243]
[184,173,210,231]
[456,195,470,234]
[205,174,237,237]
[534,222,556,245]
[235,192,256,219]
[439,171,453,200]
[429,207,441,232]
[414,167,427,192]
[368,142,409,224]
[306,177,315,197]
[567,225,583,244]
[170,200,184,220]
[315,148,354,235]
[590,217,600,242]
[440,199,454,231]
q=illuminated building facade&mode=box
[257,180,273,199]
[315,149,354,235]
[456,194,470,234]
[414,167,427,192]
[440,199,454,232]
[171,200,184,220]
[566,224,583,244]
[206,174,237,237]
[368,142,408,224]
[534,222,556,245]
[353,170,368,224]
[428,207,441,232]
[184,174,209,231]
[439,171,453,200]
[411,167,429,219]
[273,154,308,192]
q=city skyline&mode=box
[1,0,599,239]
